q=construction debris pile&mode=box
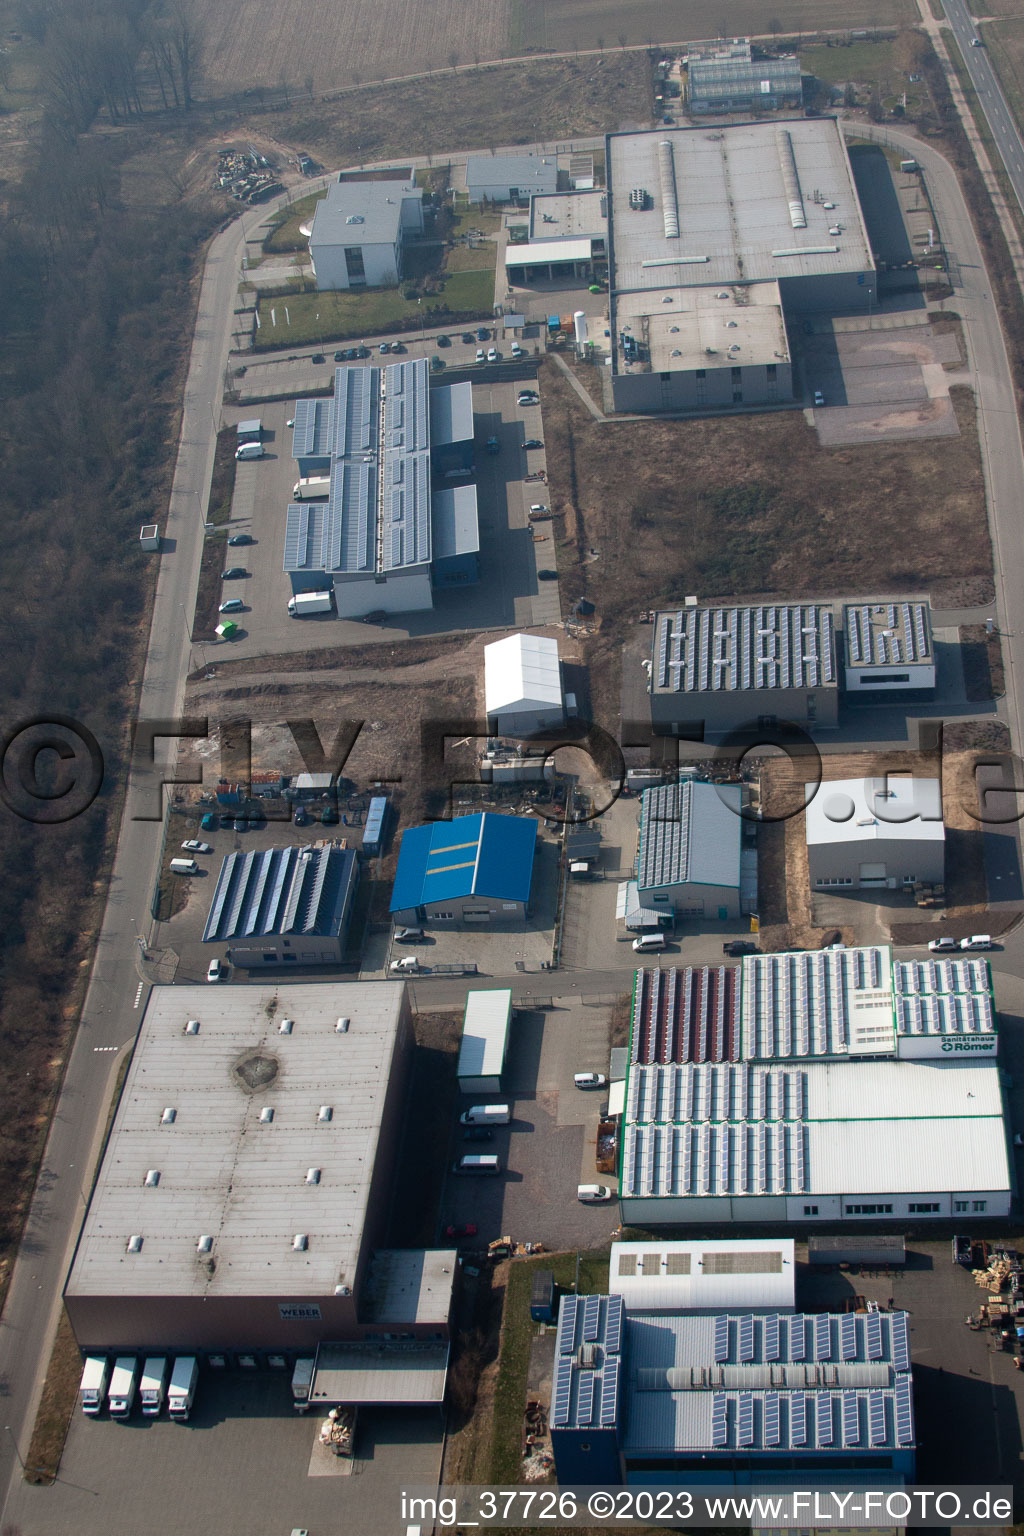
[964,1245,1024,1351]
[215,147,282,204]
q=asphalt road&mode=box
[942,0,1024,211]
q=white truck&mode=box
[139,1357,169,1416]
[292,476,331,500]
[291,1356,315,1412]
[167,1356,199,1421]
[287,591,333,617]
[460,1104,512,1126]
[108,1357,139,1419]
[79,1356,110,1416]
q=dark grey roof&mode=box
[429,381,474,446]
[652,605,837,695]
[465,154,558,192]
[637,780,742,891]
[550,1293,625,1431]
[291,397,336,460]
[382,358,431,571]
[202,844,359,942]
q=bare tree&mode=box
[167,3,204,110]
[304,72,314,100]
[596,33,605,54]
[448,49,459,70]
[617,31,627,50]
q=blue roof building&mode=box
[552,1293,916,1487]
[202,843,359,967]
[390,812,538,926]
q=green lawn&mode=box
[263,191,327,254]
[490,1249,610,1485]
[255,268,496,347]
[800,38,897,84]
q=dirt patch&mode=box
[960,622,1006,700]
[192,529,229,642]
[189,630,481,682]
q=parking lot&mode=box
[207,363,560,663]
[441,997,622,1250]
[806,316,964,447]
[3,1372,442,1536]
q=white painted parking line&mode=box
[133,982,144,1009]
[92,1046,118,1053]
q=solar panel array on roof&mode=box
[557,1295,578,1354]
[202,846,358,944]
[291,396,336,460]
[894,1376,914,1444]
[890,1313,910,1373]
[551,1354,573,1427]
[651,605,837,694]
[844,602,933,669]
[741,947,897,1059]
[576,1371,595,1426]
[712,1393,729,1446]
[893,957,995,1038]
[737,1393,755,1447]
[600,1358,620,1427]
[583,1294,601,1342]
[604,1294,624,1355]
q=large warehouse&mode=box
[285,361,479,615]
[605,119,875,412]
[649,604,839,735]
[805,776,945,891]
[635,779,747,920]
[64,984,457,1365]
[202,843,360,966]
[550,1292,915,1487]
[619,948,1008,1226]
[390,811,538,927]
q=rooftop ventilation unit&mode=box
[336,1017,350,1033]
[144,1170,160,1187]
[335,1283,353,1296]
[293,1233,309,1251]
[185,1019,200,1035]
[318,1105,333,1123]
[161,1107,177,1124]
[658,140,680,238]
[306,1168,322,1185]
[197,1235,213,1254]
[127,1235,144,1253]
[279,1019,294,1034]
[260,1107,274,1123]
[775,130,807,229]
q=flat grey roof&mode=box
[529,189,607,241]
[637,780,742,892]
[844,600,933,670]
[465,153,557,192]
[429,380,474,447]
[310,1339,449,1405]
[432,484,480,560]
[608,119,872,290]
[309,179,421,249]
[616,279,789,374]
[652,605,837,695]
[66,983,407,1301]
[362,1248,458,1326]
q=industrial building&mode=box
[842,601,936,692]
[484,632,564,736]
[201,843,359,967]
[390,811,538,926]
[649,605,839,735]
[605,120,875,412]
[505,189,607,284]
[618,948,1008,1226]
[549,1292,915,1486]
[65,984,458,1371]
[465,152,558,204]
[608,1238,795,1313]
[805,777,945,891]
[285,361,479,615]
[687,38,803,116]
[457,989,513,1093]
[635,779,750,920]
[308,179,424,290]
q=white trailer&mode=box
[292,476,332,499]
[107,1356,139,1419]
[287,591,333,617]
[291,1356,315,1412]
[78,1356,110,1416]
[139,1357,169,1416]
[167,1356,199,1421]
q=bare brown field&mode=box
[196,0,511,93]
[513,0,918,54]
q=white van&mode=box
[632,931,666,952]
[235,442,264,461]
[577,1184,613,1203]
[960,934,993,950]
[460,1104,511,1126]
[169,858,199,875]
[452,1154,502,1176]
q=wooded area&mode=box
[0,0,216,1282]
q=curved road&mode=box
[3,116,1024,1518]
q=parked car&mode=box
[960,934,993,950]
[537,569,558,581]
[476,327,490,341]
[206,958,228,983]
[431,356,445,371]
[928,936,958,952]
[227,533,253,546]
[487,347,499,362]
[391,340,406,353]
[971,35,983,45]
[528,504,549,519]
[334,350,347,361]
[379,341,390,354]
[394,926,425,943]
[444,1223,478,1239]
[574,1071,607,1089]
[233,818,247,832]
[181,840,213,855]
[436,334,451,348]
[355,345,370,358]
[311,353,325,364]
[221,567,247,580]
[813,390,825,407]
[463,1128,494,1142]
[723,939,758,956]
[461,332,476,344]
[522,439,543,450]
[517,392,539,405]
[577,1184,613,1203]
[511,342,523,358]
[476,349,485,363]
[390,956,419,973]
[293,807,310,827]
[219,598,244,613]
[200,813,219,832]
[320,805,339,825]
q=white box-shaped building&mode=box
[457,989,513,1093]
[843,600,936,692]
[484,632,564,735]
[608,1238,795,1312]
[465,153,557,203]
[309,180,424,290]
[805,776,945,890]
